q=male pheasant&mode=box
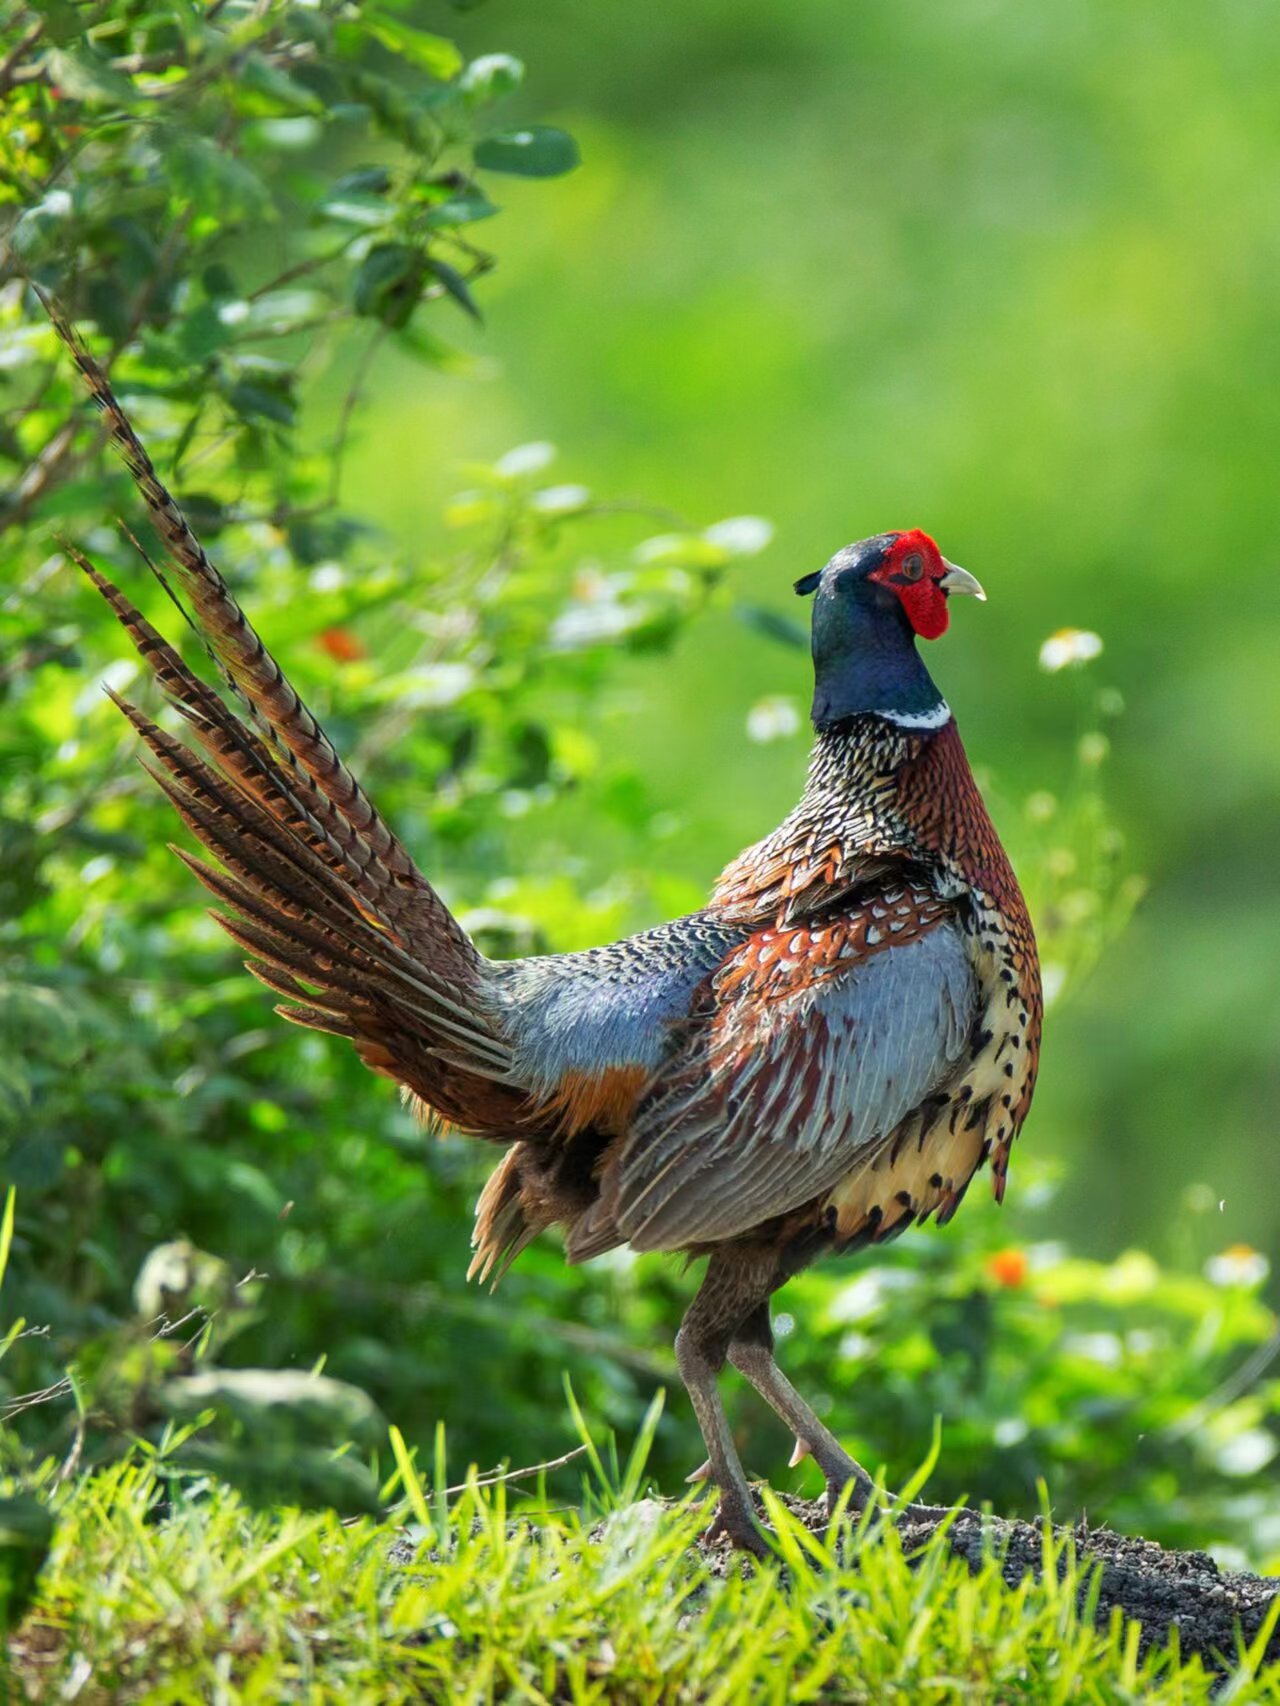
[54,308,1041,1552]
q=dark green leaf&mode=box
[238,52,324,115]
[474,126,579,178]
[0,1496,54,1632]
[45,47,137,106]
[318,193,392,229]
[226,379,296,428]
[429,258,482,322]
[175,302,231,363]
[363,14,463,79]
[735,603,810,650]
[201,263,238,300]
[424,188,497,227]
[179,493,231,536]
[353,243,427,328]
[330,166,393,199]
[168,138,272,221]
[342,68,437,152]
[3,1134,64,1192]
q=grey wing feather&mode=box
[492,913,743,1098]
[613,920,977,1251]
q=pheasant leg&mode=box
[675,1323,765,1554]
[727,1337,875,1515]
[728,1309,949,1522]
[675,1252,787,1554]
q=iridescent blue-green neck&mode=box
[809,576,949,730]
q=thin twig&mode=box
[0,1295,246,1425]
[246,234,364,302]
[1163,1325,1280,1442]
[0,15,41,97]
[3,203,196,536]
[437,1443,592,1499]
[328,325,387,510]
[5,419,77,530]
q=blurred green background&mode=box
[3,0,1278,1557]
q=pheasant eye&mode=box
[899,553,924,583]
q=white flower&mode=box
[828,1269,914,1323]
[460,53,524,97]
[496,441,556,478]
[1215,1428,1278,1477]
[1078,732,1110,768]
[531,483,590,516]
[703,516,774,557]
[993,1417,1029,1448]
[1062,1331,1123,1368]
[746,695,801,743]
[1205,1245,1270,1288]
[1039,628,1103,672]
[392,663,475,709]
[550,599,640,649]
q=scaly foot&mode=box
[701,1490,769,1558]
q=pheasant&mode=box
[52,305,1041,1553]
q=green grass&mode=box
[8,1444,1280,1704]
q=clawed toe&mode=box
[824,1479,864,1520]
[814,1452,876,1515]
[892,1496,952,1525]
[702,1496,769,1558]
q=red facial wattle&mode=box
[897,576,950,641]
[869,529,951,641]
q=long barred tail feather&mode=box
[100,670,515,1087]
[45,293,523,1130]
[68,548,384,909]
[39,286,475,973]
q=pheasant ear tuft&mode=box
[794,571,822,597]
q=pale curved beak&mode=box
[940,561,986,602]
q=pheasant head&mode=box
[795,529,986,730]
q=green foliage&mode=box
[6,1449,1280,1701]
[0,1494,51,1637]
[161,1367,388,1516]
[766,1202,1280,1569]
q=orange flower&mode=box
[985,1247,1029,1288]
[316,626,366,663]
